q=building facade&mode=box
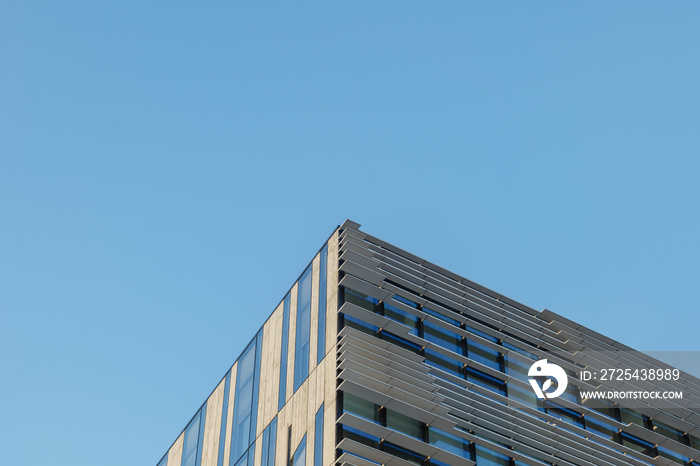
[156,220,700,466]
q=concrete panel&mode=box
[323,400,336,466]
[258,302,283,436]
[201,378,226,466]
[291,381,309,449]
[253,434,263,466]
[325,231,339,357]
[275,404,290,466]
[166,432,184,466]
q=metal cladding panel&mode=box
[336,221,700,466]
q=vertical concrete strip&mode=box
[221,362,237,466]
[325,232,339,357]
[166,432,184,466]
[201,378,226,466]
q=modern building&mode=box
[155,220,700,466]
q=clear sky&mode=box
[1,2,699,465]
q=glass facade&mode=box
[294,266,312,392]
[317,245,328,364]
[291,435,307,466]
[260,417,278,466]
[182,406,206,466]
[278,293,291,410]
[230,331,262,465]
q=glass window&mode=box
[279,293,291,410]
[294,267,312,391]
[383,303,420,336]
[386,408,423,439]
[502,341,537,360]
[343,314,379,335]
[506,383,541,412]
[157,455,168,466]
[342,392,378,423]
[475,445,510,466]
[382,442,426,466]
[341,425,380,448]
[429,460,452,466]
[545,403,583,428]
[467,339,501,371]
[585,415,618,440]
[182,406,206,466]
[557,384,579,405]
[393,295,419,308]
[466,368,506,396]
[314,404,324,466]
[466,325,498,343]
[423,321,462,354]
[620,433,655,456]
[428,427,471,459]
[344,288,378,312]
[261,417,278,466]
[291,435,307,466]
[422,306,461,326]
[425,348,462,378]
[657,446,687,464]
[504,355,531,383]
[381,331,421,354]
[231,334,261,465]
[619,408,646,428]
[690,435,700,450]
[247,442,256,466]
[581,398,618,421]
[317,245,328,364]
[652,419,685,443]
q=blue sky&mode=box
[1,2,699,465]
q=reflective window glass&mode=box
[342,392,378,423]
[279,293,291,410]
[344,288,378,312]
[424,321,462,354]
[294,267,312,391]
[425,348,462,378]
[620,433,655,456]
[382,442,425,466]
[585,415,618,440]
[467,339,501,371]
[231,335,260,464]
[317,245,328,364]
[386,408,423,439]
[428,427,471,459]
[466,368,506,396]
[475,445,510,466]
[422,306,461,326]
[261,417,277,466]
[384,303,420,336]
[291,435,307,466]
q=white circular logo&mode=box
[528,359,568,399]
